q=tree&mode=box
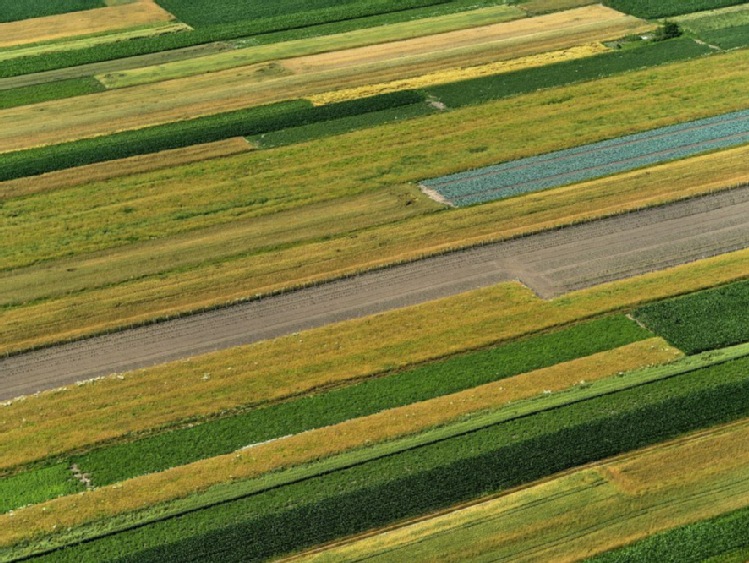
[654,21,682,41]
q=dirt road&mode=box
[3,186,749,400]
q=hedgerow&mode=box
[0,91,424,182]
[634,278,749,355]
[36,354,749,562]
[0,0,102,23]
[590,505,749,562]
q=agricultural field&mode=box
[3,0,749,561]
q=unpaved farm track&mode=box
[3,187,749,400]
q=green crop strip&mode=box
[0,91,424,182]
[0,315,647,514]
[700,23,749,50]
[0,78,104,111]
[634,278,749,355]
[0,0,508,79]
[0,0,103,23]
[0,465,83,515]
[425,37,711,108]
[18,347,749,562]
[590,504,749,562]
[602,0,748,19]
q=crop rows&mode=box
[422,108,749,206]
[602,0,748,18]
[592,504,749,562]
[0,0,103,23]
[424,38,710,108]
[0,0,507,79]
[634,277,749,355]
[28,353,749,561]
[0,315,647,513]
[0,91,424,182]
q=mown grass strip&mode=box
[0,78,104,111]
[0,91,423,182]
[17,347,749,561]
[590,504,749,563]
[634,278,749,355]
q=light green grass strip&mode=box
[96,5,524,88]
[674,3,749,33]
[11,340,749,560]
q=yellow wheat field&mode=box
[308,42,608,105]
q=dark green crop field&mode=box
[0,0,103,23]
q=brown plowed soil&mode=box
[3,187,749,400]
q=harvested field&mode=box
[0,0,175,49]
[0,6,649,153]
[422,109,749,206]
[0,138,253,200]
[3,187,749,399]
[307,42,609,105]
[3,142,749,357]
[297,417,749,562]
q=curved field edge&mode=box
[0,338,678,549]
[4,240,749,472]
[293,415,749,563]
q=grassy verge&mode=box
[15,347,749,561]
[634,278,749,354]
[299,418,749,563]
[0,78,104,110]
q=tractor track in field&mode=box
[4,186,749,400]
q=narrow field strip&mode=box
[0,338,681,555]
[0,22,191,63]
[0,138,254,200]
[296,416,749,563]
[97,4,526,88]
[422,108,749,206]
[4,184,749,395]
[11,343,749,561]
[4,238,749,473]
[307,42,608,105]
[0,78,104,111]
[0,0,174,49]
[0,5,649,154]
[0,316,653,512]
[675,2,749,33]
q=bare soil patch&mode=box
[2,187,749,400]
